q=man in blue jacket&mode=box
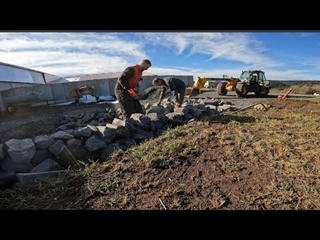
[152,77,186,107]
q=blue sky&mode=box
[0,31,320,80]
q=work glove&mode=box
[157,98,163,106]
[128,88,139,100]
[175,101,181,107]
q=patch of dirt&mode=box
[0,102,118,144]
[0,86,164,143]
[82,98,319,210]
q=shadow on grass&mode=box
[208,114,256,124]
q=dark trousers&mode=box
[177,85,186,105]
[115,86,143,119]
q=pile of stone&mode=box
[0,98,237,189]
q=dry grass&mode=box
[291,84,320,94]
[271,84,320,95]
[226,99,320,209]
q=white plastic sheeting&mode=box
[0,62,66,84]
[0,65,40,83]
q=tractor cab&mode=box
[239,70,269,86]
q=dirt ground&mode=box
[0,102,117,144]
[2,88,320,210]
[79,97,319,210]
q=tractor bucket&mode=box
[188,88,200,97]
[188,77,207,98]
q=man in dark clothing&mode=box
[114,59,152,119]
[152,77,186,107]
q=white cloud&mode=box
[299,32,315,38]
[0,32,148,76]
[139,32,281,68]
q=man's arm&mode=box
[118,67,135,89]
[159,86,167,100]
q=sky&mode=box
[1,31,320,81]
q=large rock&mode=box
[5,139,36,164]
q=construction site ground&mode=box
[0,88,313,144]
[0,88,268,143]
[1,87,320,210]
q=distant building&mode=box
[0,61,69,91]
[63,71,157,83]
[0,61,157,89]
[0,61,69,84]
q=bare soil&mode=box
[0,102,118,144]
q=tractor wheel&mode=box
[236,83,248,97]
[255,87,270,97]
[217,82,228,95]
